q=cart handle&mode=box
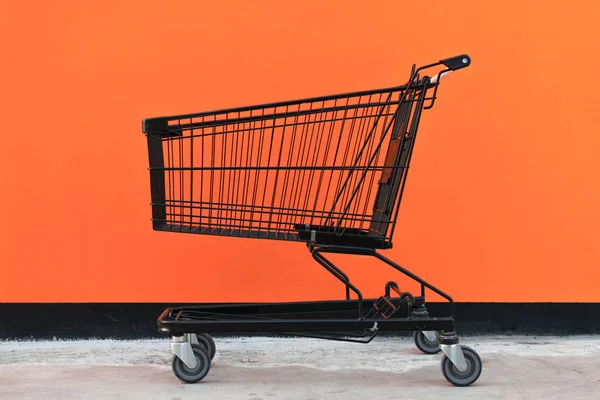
[440,54,471,71]
[418,54,471,110]
[427,54,472,84]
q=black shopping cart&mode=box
[142,54,482,386]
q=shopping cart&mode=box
[142,54,481,386]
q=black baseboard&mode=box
[1,303,598,340]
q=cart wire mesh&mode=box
[144,70,439,249]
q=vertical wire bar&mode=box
[292,101,320,222]
[169,136,175,227]
[285,102,313,229]
[242,114,256,235]
[221,115,229,234]
[338,95,371,229]
[320,97,350,227]
[295,102,322,218]
[240,117,252,235]
[276,108,300,232]
[210,115,216,230]
[230,115,241,236]
[355,105,377,231]
[200,116,205,230]
[267,105,289,237]
[247,117,257,234]
[164,137,169,226]
[164,140,170,226]
[240,117,248,234]
[304,103,328,219]
[328,100,360,224]
[330,98,363,220]
[352,97,382,230]
[179,132,184,231]
[250,110,266,234]
[303,101,329,214]
[189,123,194,231]
[261,107,277,236]
[303,102,330,225]
[225,115,235,236]
[347,106,369,231]
[216,118,223,233]
[297,102,321,219]
[286,108,308,228]
[237,118,248,234]
[338,95,371,228]
[286,110,308,222]
[310,101,338,226]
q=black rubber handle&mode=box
[440,54,471,71]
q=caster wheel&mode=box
[171,344,211,383]
[196,333,216,360]
[413,331,441,354]
[441,345,482,387]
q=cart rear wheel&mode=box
[171,344,211,383]
[441,346,482,387]
[196,333,216,360]
[413,331,441,354]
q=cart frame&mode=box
[142,54,482,387]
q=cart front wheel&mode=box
[196,333,217,360]
[413,331,441,354]
[441,346,482,387]
[172,344,211,383]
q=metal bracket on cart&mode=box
[422,331,438,343]
[439,332,467,372]
[171,335,197,369]
[441,345,468,372]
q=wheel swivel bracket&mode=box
[439,332,468,372]
[422,330,437,342]
[171,334,198,369]
[440,344,468,372]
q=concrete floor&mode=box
[1,335,599,399]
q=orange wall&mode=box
[1,1,599,303]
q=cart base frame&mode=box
[157,244,482,386]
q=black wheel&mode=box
[413,331,441,354]
[196,333,216,360]
[441,346,482,387]
[171,344,211,384]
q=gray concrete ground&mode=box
[1,335,599,399]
